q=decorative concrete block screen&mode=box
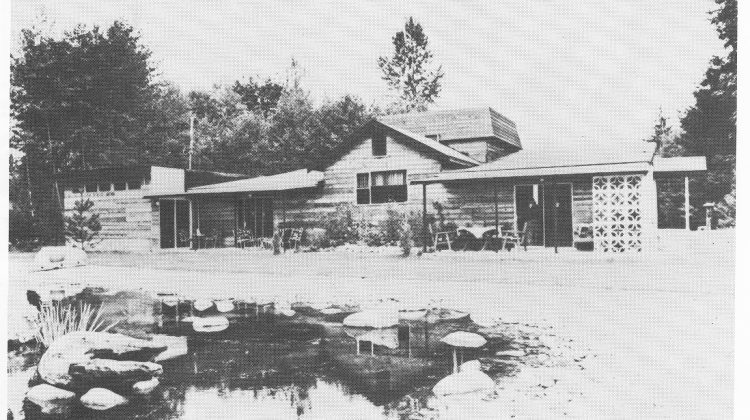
[592,175,643,252]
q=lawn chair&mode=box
[286,229,302,251]
[204,229,219,248]
[501,222,529,252]
[237,229,259,249]
[177,230,191,248]
[432,225,453,251]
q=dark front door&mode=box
[543,184,573,247]
[160,200,175,248]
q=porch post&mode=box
[422,183,428,253]
[640,169,659,252]
[189,198,194,248]
[494,183,499,252]
[684,175,690,231]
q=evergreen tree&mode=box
[378,17,444,112]
[64,194,102,250]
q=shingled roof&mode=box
[379,107,522,149]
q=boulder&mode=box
[80,388,127,411]
[432,370,495,396]
[25,384,76,415]
[38,331,167,387]
[131,377,159,395]
[69,359,162,388]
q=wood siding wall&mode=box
[63,183,153,251]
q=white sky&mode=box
[10,0,726,147]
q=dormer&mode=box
[379,107,522,163]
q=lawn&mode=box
[8,230,734,418]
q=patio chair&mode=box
[237,229,259,249]
[204,229,219,248]
[177,230,191,248]
[501,222,529,252]
[287,229,302,251]
[432,225,453,251]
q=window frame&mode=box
[355,170,407,205]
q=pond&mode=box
[9,291,516,419]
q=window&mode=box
[372,133,386,156]
[425,134,441,141]
[114,182,127,191]
[356,173,370,204]
[356,170,407,204]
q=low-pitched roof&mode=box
[186,169,324,195]
[412,138,706,183]
[379,107,522,149]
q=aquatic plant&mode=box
[33,302,119,349]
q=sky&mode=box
[10,0,727,148]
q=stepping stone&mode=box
[80,388,127,411]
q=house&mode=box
[60,107,706,252]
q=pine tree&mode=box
[378,17,444,112]
[64,194,102,250]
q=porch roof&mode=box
[185,169,324,195]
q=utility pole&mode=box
[188,115,195,170]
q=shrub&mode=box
[380,207,404,245]
[272,230,282,254]
[400,217,413,256]
[406,210,436,248]
[321,203,359,244]
[306,228,330,250]
[34,302,118,349]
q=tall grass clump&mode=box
[34,302,119,349]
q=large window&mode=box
[356,170,407,204]
[372,133,387,156]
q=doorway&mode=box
[543,184,573,247]
[514,183,573,247]
[160,199,190,249]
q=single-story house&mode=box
[60,107,706,252]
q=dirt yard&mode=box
[8,230,734,418]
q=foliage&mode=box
[381,207,405,244]
[232,77,284,117]
[11,21,190,244]
[64,194,102,250]
[378,17,444,112]
[320,203,360,244]
[306,228,330,250]
[34,302,118,349]
[400,217,414,256]
[272,230,282,255]
[671,0,736,226]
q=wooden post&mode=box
[494,184,499,252]
[684,175,690,231]
[422,183,428,253]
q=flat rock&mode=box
[132,377,159,395]
[151,335,188,362]
[459,360,482,371]
[69,359,162,388]
[38,331,167,387]
[25,384,76,415]
[432,370,495,396]
[495,349,525,358]
[80,388,127,411]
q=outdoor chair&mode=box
[432,225,453,251]
[204,229,219,248]
[501,222,529,252]
[286,229,302,251]
[177,230,191,248]
[237,229,260,249]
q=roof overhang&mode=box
[411,161,651,184]
[652,156,707,173]
[185,169,324,195]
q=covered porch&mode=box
[413,156,707,253]
[152,169,323,250]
